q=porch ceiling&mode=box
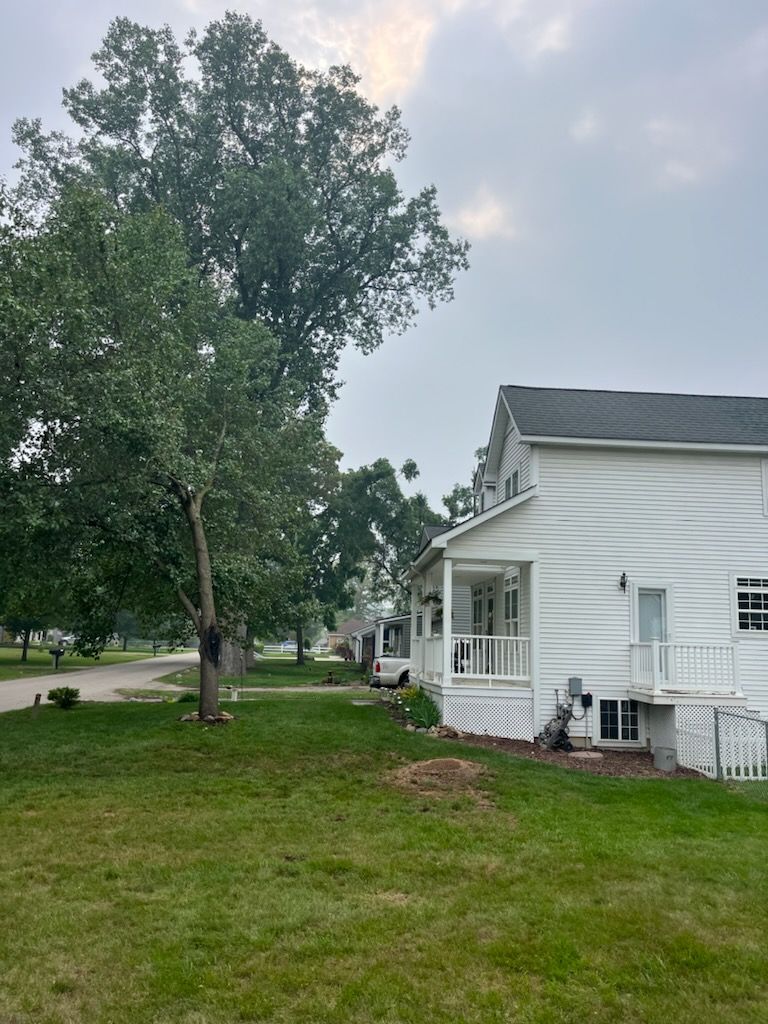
[452,559,524,585]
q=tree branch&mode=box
[177,586,201,636]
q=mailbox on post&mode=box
[49,647,65,670]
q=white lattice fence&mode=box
[716,710,768,781]
[675,705,764,779]
[442,694,534,741]
[675,705,718,777]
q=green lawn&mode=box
[0,647,166,682]
[162,655,366,689]
[1,695,767,1023]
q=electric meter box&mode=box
[568,676,583,697]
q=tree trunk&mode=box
[245,625,257,669]
[296,622,305,666]
[122,635,128,652]
[179,492,220,719]
[219,623,246,679]
[21,630,30,662]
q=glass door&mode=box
[638,588,668,682]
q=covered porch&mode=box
[409,553,537,689]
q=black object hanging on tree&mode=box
[202,624,221,666]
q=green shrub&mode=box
[402,688,440,729]
[254,642,265,655]
[47,686,80,710]
[176,691,198,703]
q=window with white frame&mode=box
[504,574,519,636]
[600,699,639,741]
[383,625,402,656]
[504,476,511,500]
[511,469,519,496]
[736,577,768,631]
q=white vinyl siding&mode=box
[495,424,531,506]
[443,445,768,735]
[452,585,472,634]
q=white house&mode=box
[408,385,768,759]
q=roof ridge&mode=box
[502,384,768,402]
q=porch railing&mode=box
[423,636,442,681]
[451,634,530,682]
[630,641,737,693]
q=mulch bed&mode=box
[457,732,701,779]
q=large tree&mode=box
[14,13,468,410]
[0,185,318,715]
[6,15,468,689]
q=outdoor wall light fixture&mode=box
[619,572,628,592]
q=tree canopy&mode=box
[15,13,468,409]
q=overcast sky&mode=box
[3,1,768,507]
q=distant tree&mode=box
[114,610,139,652]
[3,612,48,661]
[339,460,444,611]
[442,484,474,524]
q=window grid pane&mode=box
[736,578,768,631]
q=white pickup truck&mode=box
[371,655,410,688]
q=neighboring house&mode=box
[409,385,768,756]
[350,613,416,667]
[326,619,367,653]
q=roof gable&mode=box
[501,385,768,446]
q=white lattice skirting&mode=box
[442,693,535,741]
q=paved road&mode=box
[0,650,199,714]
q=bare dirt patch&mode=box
[388,757,495,807]
[457,734,700,778]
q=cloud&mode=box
[569,107,600,142]
[530,15,572,57]
[283,0,469,106]
[643,116,734,188]
[450,184,520,241]
[492,0,598,63]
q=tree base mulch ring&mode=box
[456,733,700,779]
[178,711,235,725]
[387,757,496,809]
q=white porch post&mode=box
[410,577,419,675]
[375,621,384,659]
[442,558,453,686]
[530,559,541,735]
[424,568,432,638]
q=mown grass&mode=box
[0,647,166,682]
[163,656,365,689]
[1,695,767,1024]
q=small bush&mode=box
[47,686,80,710]
[176,691,198,703]
[254,642,265,655]
[400,684,420,702]
[402,688,440,729]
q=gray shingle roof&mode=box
[418,524,450,554]
[501,386,768,446]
